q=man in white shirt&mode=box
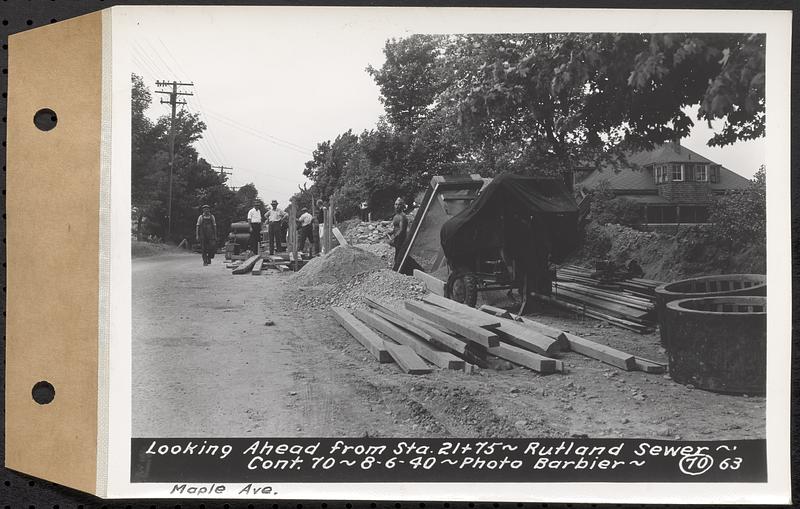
[266,200,287,254]
[297,207,314,256]
[247,200,263,254]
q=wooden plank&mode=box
[361,298,480,362]
[393,309,472,356]
[331,226,348,247]
[422,294,502,329]
[478,304,511,318]
[413,269,445,297]
[563,332,636,370]
[330,307,392,363]
[492,320,562,356]
[383,342,432,375]
[251,258,264,275]
[405,301,500,348]
[487,343,558,374]
[232,254,261,274]
[355,309,464,370]
[510,314,568,343]
[634,356,667,374]
[553,288,651,320]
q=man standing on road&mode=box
[297,206,314,256]
[389,197,409,271]
[247,200,263,254]
[360,200,369,222]
[196,204,218,266]
[266,199,287,254]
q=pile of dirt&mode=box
[574,222,766,282]
[291,269,426,310]
[291,245,385,286]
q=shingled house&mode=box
[574,141,752,225]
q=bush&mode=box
[708,166,766,247]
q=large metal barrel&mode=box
[231,221,251,233]
[664,296,766,394]
[655,274,766,346]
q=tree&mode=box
[366,35,446,132]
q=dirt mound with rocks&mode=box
[291,269,426,310]
[353,243,393,268]
[344,220,394,244]
[291,245,385,287]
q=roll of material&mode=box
[230,221,251,233]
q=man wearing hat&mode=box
[265,199,287,254]
[246,199,263,254]
[195,204,218,266]
[296,206,315,256]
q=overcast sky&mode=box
[125,6,765,206]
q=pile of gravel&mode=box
[291,269,427,310]
[353,243,394,268]
[344,220,394,244]
[291,245,385,286]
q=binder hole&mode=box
[26,20,33,26]
[32,381,55,404]
[34,108,57,131]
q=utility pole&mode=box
[155,80,194,238]
[211,165,233,179]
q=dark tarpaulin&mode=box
[441,174,578,277]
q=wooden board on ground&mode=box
[422,294,501,329]
[405,301,500,348]
[487,343,559,374]
[330,307,392,363]
[357,309,465,370]
[479,304,511,318]
[331,227,348,247]
[492,319,563,356]
[509,313,567,342]
[563,332,636,370]
[413,269,446,297]
[251,258,264,275]
[231,254,261,275]
[383,342,432,374]
[634,356,667,374]
[393,309,472,356]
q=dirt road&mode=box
[133,253,764,439]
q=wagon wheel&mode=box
[446,272,479,308]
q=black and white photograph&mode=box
[115,5,791,502]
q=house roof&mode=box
[578,143,753,192]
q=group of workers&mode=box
[194,196,409,268]
[245,199,321,256]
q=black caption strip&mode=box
[131,438,766,484]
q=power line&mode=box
[203,109,313,154]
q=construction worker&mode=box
[246,200,263,254]
[195,204,217,266]
[297,206,314,256]
[266,199,287,254]
[316,199,326,254]
[389,197,409,271]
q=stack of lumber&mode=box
[332,294,666,375]
[228,254,309,275]
[550,265,662,333]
